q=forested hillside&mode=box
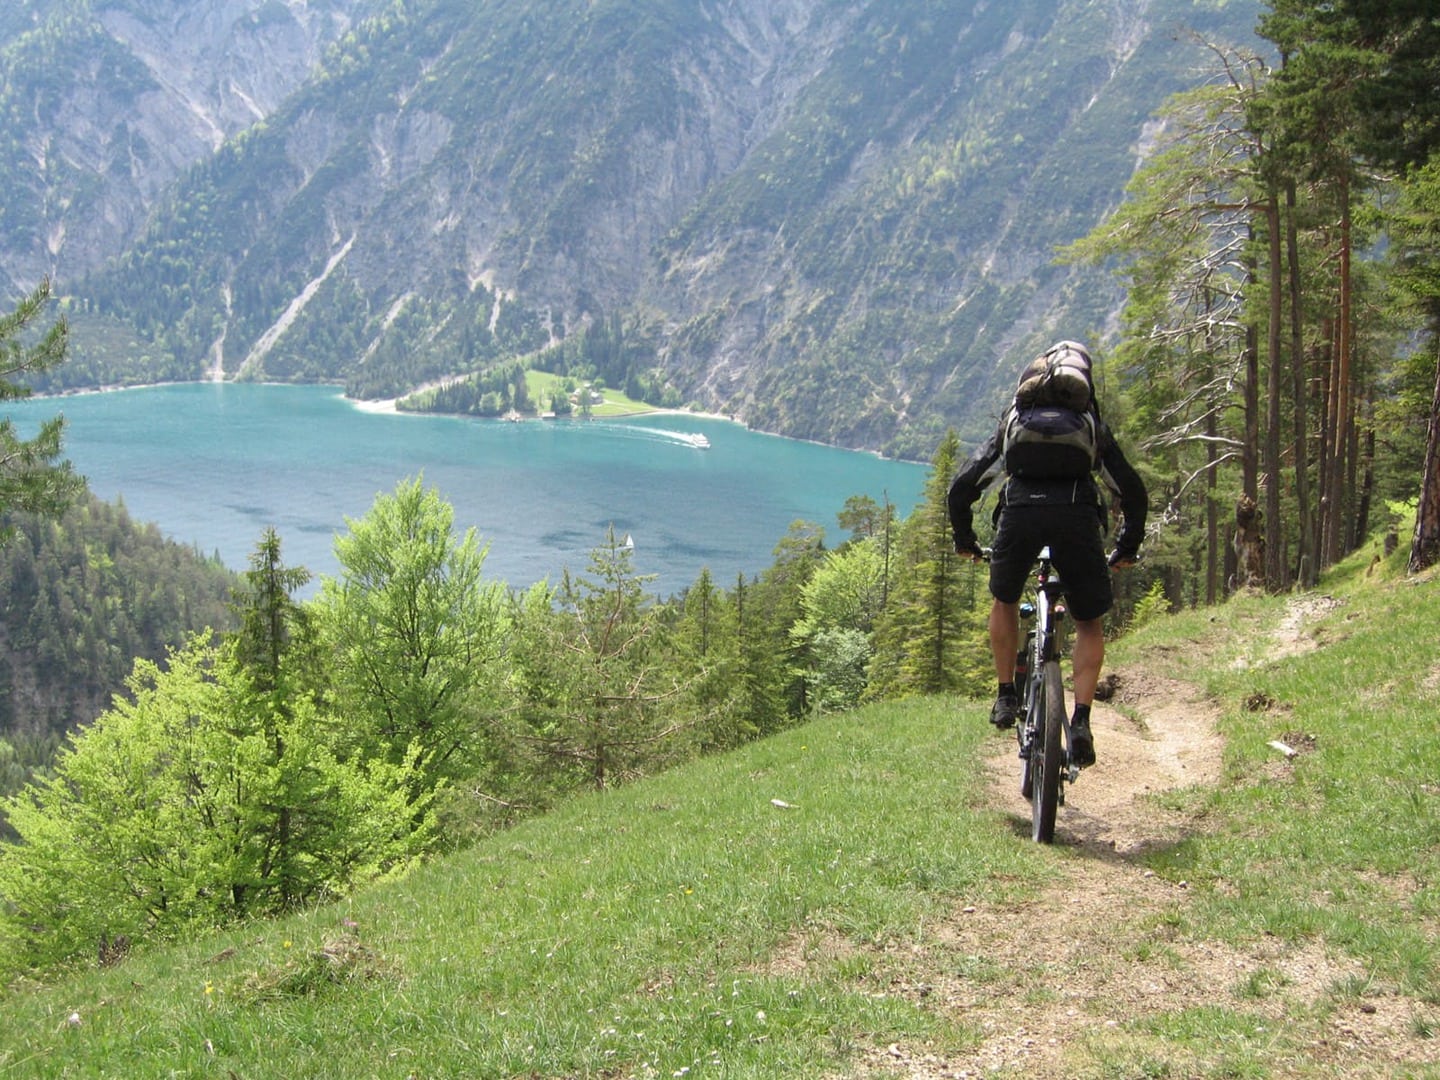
[0,451,1030,974]
[1,537,1436,1077]
[6,0,1259,456]
[0,492,238,808]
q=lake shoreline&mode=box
[13,383,928,597]
[40,377,741,428]
[34,378,922,464]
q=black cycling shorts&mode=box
[988,503,1112,621]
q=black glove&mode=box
[1107,547,1139,568]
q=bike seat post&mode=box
[1042,575,1066,609]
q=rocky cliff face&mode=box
[14,0,1261,456]
[0,0,371,292]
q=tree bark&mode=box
[1411,352,1440,572]
[1233,494,1265,589]
[1286,181,1314,586]
[1352,423,1373,551]
[1317,318,1334,563]
[1324,178,1354,566]
[1207,409,1219,605]
[1264,193,1285,590]
[1244,321,1260,504]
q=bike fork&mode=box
[1059,715,1080,784]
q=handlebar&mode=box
[955,542,1141,570]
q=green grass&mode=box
[1112,542,1440,1002]
[0,699,1034,1077]
[3,534,1439,1077]
[524,369,673,418]
[1086,538,1440,1078]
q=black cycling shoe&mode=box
[990,693,1019,730]
[1069,717,1096,768]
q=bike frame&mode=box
[1014,547,1079,843]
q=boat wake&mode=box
[599,424,711,449]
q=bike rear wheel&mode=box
[1030,660,1064,843]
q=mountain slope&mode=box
[1,547,1436,1077]
[0,492,238,747]
[29,0,1260,456]
[0,0,376,293]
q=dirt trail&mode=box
[858,670,1238,1078]
[853,635,1436,1078]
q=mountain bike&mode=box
[1012,546,1080,843]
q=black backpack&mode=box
[1001,341,1099,480]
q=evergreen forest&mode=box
[0,494,238,809]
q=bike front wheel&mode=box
[1030,659,1064,843]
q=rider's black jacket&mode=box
[947,415,1148,556]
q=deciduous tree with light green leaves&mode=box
[316,477,509,807]
[0,632,427,978]
[790,537,890,713]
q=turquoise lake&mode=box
[10,383,930,596]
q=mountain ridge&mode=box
[0,0,374,291]
[6,0,1263,457]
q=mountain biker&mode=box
[947,341,1147,768]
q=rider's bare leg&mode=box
[989,599,1020,684]
[1071,616,1104,706]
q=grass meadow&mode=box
[1,534,1436,1077]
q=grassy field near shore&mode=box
[522,370,669,418]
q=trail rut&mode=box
[852,644,1436,1078]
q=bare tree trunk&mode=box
[1234,494,1265,589]
[1324,179,1355,567]
[1319,319,1336,567]
[1410,352,1440,572]
[1352,424,1374,551]
[1286,181,1314,586]
[1344,390,1362,552]
[1319,317,1339,565]
[1244,322,1260,503]
[1264,194,1285,590]
[1207,409,1219,605]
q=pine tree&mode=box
[226,530,318,909]
[514,528,688,791]
[1387,160,1440,571]
[869,430,986,697]
[728,572,791,740]
[0,279,82,535]
[1318,1,1440,571]
[1062,66,1260,599]
[670,568,747,750]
